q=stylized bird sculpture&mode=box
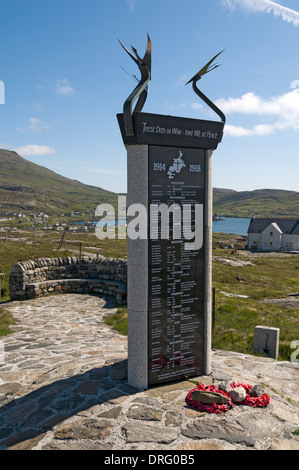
[185,50,226,124]
[118,34,152,136]
[185,50,224,85]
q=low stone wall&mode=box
[9,256,127,304]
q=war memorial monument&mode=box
[117,35,226,390]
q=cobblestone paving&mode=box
[0,294,298,451]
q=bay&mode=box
[84,217,250,237]
[212,217,250,236]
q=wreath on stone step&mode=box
[185,382,270,414]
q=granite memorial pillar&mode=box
[117,36,225,389]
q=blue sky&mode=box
[0,0,299,194]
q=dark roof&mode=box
[248,218,299,235]
[290,220,299,235]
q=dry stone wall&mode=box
[9,256,127,304]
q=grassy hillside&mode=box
[213,188,299,218]
[0,149,118,216]
[0,148,298,219]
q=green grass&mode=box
[0,307,17,336]
[213,254,299,300]
[1,231,298,362]
[212,296,298,360]
[101,235,299,362]
[211,245,299,360]
[103,308,128,336]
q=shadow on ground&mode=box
[0,359,138,449]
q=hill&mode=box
[0,149,118,216]
[0,148,298,220]
[213,187,299,218]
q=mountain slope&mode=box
[0,149,118,215]
[0,148,298,219]
[213,187,299,218]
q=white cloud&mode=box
[215,89,299,136]
[56,79,75,95]
[221,0,299,27]
[221,0,237,11]
[224,123,275,136]
[164,101,189,113]
[37,79,75,95]
[31,102,42,113]
[191,102,204,111]
[15,145,57,156]
[215,90,299,118]
[29,117,51,132]
[126,0,137,12]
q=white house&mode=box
[248,218,299,252]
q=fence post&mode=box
[212,287,216,328]
[0,340,4,365]
[0,273,5,301]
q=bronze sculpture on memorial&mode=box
[118,35,225,142]
[185,50,226,125]
[118,33,152,137]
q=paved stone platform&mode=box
[0,294,298,451]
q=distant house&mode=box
[248,218,299,252]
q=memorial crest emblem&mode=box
[167,151,186,179]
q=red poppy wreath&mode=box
[185,382,270,414]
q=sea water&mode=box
[212,217,250,236]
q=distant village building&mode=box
[248,218,299,252]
